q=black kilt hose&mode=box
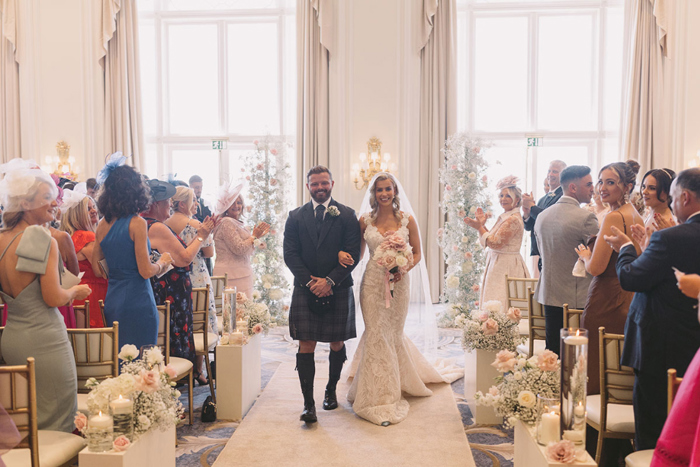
[289,286,356,342]
[283,199,362,343]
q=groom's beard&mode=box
[310,188,332,203]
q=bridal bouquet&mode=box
[373,231,414,307]
[475,350,561,427]
[84,345,183,439]
[237,293,272,336]
[461,300,525,352]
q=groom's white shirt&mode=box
[311,197,332,220]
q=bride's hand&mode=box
[391,272,403,283]
[338,251,354,268]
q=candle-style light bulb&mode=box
[359,152,367,162]
[384,152,391,161]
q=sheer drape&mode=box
[101,0,144,170]
[0,0,20,162]
[620,0,669,171]
[417,0,457,301]
[296,0,333,201]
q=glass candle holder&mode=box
[560,328,588,446]
[110,395,134,441]
[536,395,560,445]
[87,412,114,452]
[222,287,237,336]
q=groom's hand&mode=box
[309,276,333,297]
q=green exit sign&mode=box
[212,140,227,150]
[527,137,543,147]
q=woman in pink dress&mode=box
[212,183,269,298]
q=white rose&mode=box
[468,172,476,180]
[252,290,261,300]
[462,262,473,274]
[514,372,523,380]
[263,282,272,289]
[446,275,460,289]
[469,206,477,214]
[269,288,284,301]
[145,347,164,366]
[484,300,502,313]
[395,256,408,267]
[262,274,274,283]
[118,344,139,362]
[138,414,151,431]
[517,390,536,408]
[461,236,469,243]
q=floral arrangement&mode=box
[82,345,183,439]
[237,292,272,337]
[437,133,491,326]
[242,136,292,325]
[460,300,525,352]
[475,349,560,427]
[373,231,413,302]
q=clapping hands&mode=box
[521,192,535,217]
[464,207,489,229]
[252,221,271,239]
[652,214,676,231]
[198,215,220,238]
[603,225,632,252]
[630,224,652,252]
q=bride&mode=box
[340,173,458,426]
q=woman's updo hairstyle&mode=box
[97,165,151,223]
[599,159,640,199]
[640,168,676,207]
[369,173,401,222]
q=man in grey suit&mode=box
[534,165,599,355]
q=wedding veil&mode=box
[347,172,439,361]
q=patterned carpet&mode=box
[175,327,514,467]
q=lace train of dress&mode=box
[347,214,460,426]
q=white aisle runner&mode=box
[213,361,475,467]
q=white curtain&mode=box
[296,0,333,202]
[0,0,20,162]
[416,0,457,302]
[620,0,669,172]
[101,0,144,170]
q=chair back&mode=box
[67,322,119,393]
[210,274,228,316]
[192,284,211,334]
[527,288,547,357]
[0,357,39,467]
[73,300,91,328]
[156,301,172,365]
[0,326,4,364]
[506,276,538,317]
[563,304,583,329]
[667,368,683,415]
[599,327,635,433]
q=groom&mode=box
[283,166,361,423]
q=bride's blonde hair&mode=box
[369,173,401,222]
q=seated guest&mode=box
[213,182,269,299]
[605,167,700,451]
[142,179,215,366]
[59,190,108,327]
[92,158,172,350]
[464,175,530,307]
[575,160,644,395]
[0,159,91,432]
[651,273,700,466]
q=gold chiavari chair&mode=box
[192,285,216,401]
[0,358,86,467]
[0,326,4,364]
[563,304,584,329]
[505,275,538,336]
[516,287,547,357]
[72,300,90,328]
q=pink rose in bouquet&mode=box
[506,307,521,323]
[113,435,131,452]
[164,365,177,380]
[477,311,490,322]
[372,232,413,306]
[135,369,160,394]
[492,350,517,372]
[252,323,263,334]
[537,350,559,372]
[74,412,88,432]
[481,318,499,336]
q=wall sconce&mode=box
[351,137,396,190]
[45,141,79,180]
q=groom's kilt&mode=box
[289,286,356,342]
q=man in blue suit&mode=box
[605,167,700,450]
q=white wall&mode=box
[680,0,700,168]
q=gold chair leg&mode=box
[188,370,194,425]
[595,433,604,464]
[204,354,216,403]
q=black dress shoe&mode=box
[300,405,317,423]
[323,388,338,410]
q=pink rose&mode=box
[451,165,457,170]
[259,242,267,250]
[270,178,278,186]
[481,318,499,336]
[452,245,459,252]
[482,175,488,183]
[241,167,245,172]
[74,412,88,432]
[472,284,480,292]
[474,147,481,153]
[270,229,276,235]
[236,292,248,303]
[474,301,479,308]
[458,210,466,217]
[545,440,576,463]
[383,233,407,251]
[488,385,499,396]
[257,164,264,170]
[164,365,177,380]
[477,311,489,322]
[270,149,278,155]
[252,323,263,334]
[113,435,131,452]
[246,206,252,212]
[507,307,521,323]
[437,228,444,237]
[245,175,251,181]
[446,185,452,191]
[283,305,290,311]
[537,350,559,372]
[253,139,259,145]
[491,350,517,372]
[464,252,473,259]
[135,369,160,394]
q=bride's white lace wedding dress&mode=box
[346,213,454,426]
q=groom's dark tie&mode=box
[315,205,325,234]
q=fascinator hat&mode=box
[215,181,245,216]
[0,158,58,213]
[59,189,88,215]
[496,175,520,191]
[96,152,127,185]
[147,179,176,202]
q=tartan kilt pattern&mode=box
[289,286,356,342]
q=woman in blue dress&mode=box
[92,158,173,350]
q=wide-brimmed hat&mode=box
[215,182,245,216]
[147,179,176,202]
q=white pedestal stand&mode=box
[216,333,262,421]
[514,420,596,466]
[464,349,503,425]
[78,425,176,467]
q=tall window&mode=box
[137,0,296,201]
[457,0,625,207]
